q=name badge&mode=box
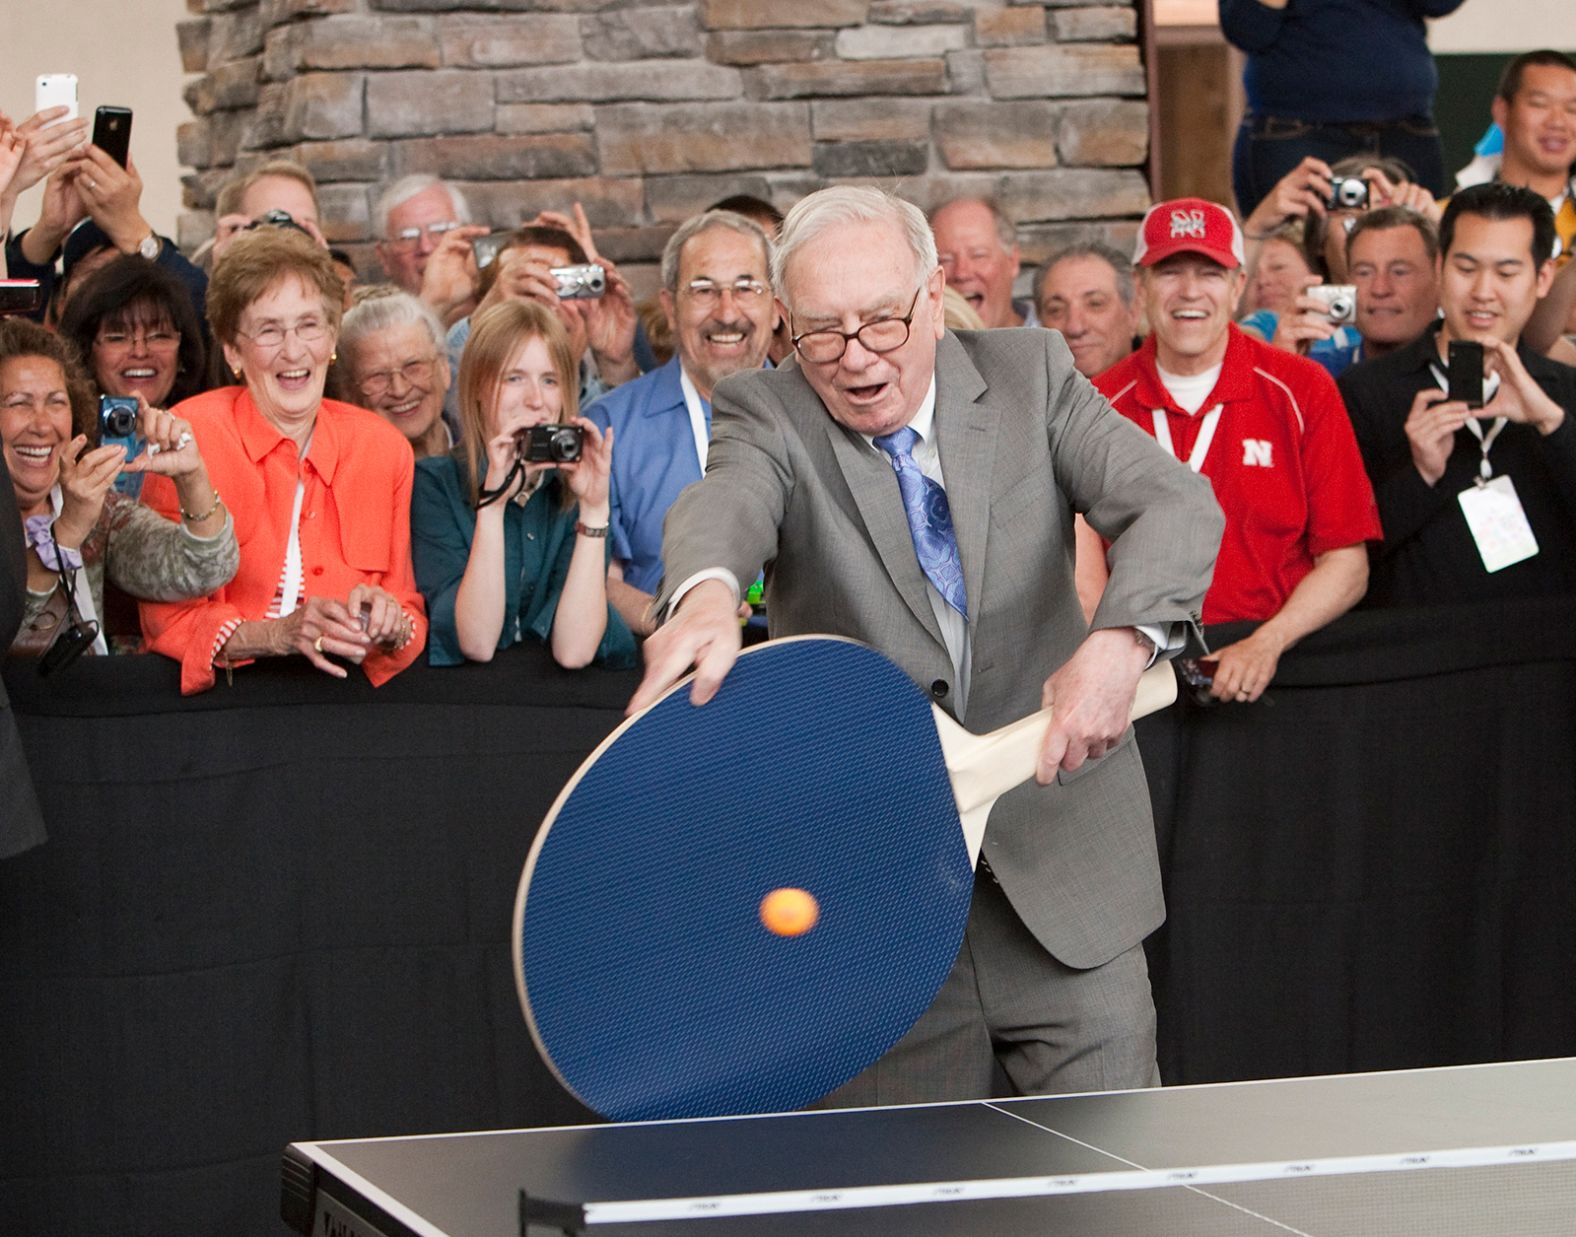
[1457,475,1538,573]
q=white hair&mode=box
[771,187,936,311]
[659,210,772,294]
[339,288,447,363]
[374,174,472,239]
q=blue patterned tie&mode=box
[873,427,968,618]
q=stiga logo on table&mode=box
[1170,209,1208,240]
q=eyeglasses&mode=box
[681,278,770,307]
[95,327,181,352]
[791,287,923,365]
[356,357,437,399]
[235,319,330,351]
[384,221,463,252]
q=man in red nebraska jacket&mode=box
[1095,198,1381,704]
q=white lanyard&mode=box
[278,428,316,617]
[1150,405,1223,474]
[1429,362,1504,482]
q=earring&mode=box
[232,366,243,380]
[331,351,338,363]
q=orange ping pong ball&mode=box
[759,887,819,937]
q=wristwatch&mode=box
[136,233,160,260]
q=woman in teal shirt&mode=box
[412,300,634,668]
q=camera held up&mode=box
[1326,177,1370,212]
[516,424,585,465]
[99,395,139,440]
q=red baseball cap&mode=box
[1132,198,1245,270]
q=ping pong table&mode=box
[282,1057,1576,1236]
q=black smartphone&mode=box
[92,105,133,168]
[1447,340,1484,410]
[0,280,43,316]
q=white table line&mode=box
[571,1140,1576,1226]
[982,1098,1316,1236]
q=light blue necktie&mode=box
[873,427,968,619]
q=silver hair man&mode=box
[772,187,936,310]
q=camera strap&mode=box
[47,486,106,655]
[476,462,544,511]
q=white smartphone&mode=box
[34,74,80,123]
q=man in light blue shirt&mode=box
[586,210,775,635]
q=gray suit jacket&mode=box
[658,329,1222,968]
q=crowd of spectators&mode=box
[3,46,1575,713]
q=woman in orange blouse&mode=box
[140,229,426,694]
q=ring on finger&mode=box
[313,635,325,654]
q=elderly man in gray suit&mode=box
[631,186,1222,1104]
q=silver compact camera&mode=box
[471,232,511,270]
[1307,284,1357,325]
[1326,177,1370,211]
[551,263,605,300]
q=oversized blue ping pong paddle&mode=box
[513,636,1176,1123]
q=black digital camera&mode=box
[518,424,584,464]
[39,619,99,676]
[99,395,139,439]
[246,209,312,238]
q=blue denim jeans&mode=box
[1232,113,1446,218]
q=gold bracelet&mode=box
[180,489,223,523]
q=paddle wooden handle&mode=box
[938,662,1179,865]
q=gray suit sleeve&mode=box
[1040,337,1223,632]
[654,374,793,614]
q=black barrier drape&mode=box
[1138,597,1576,1086]
[1,646,625,1236]
[3,599,1575,1237]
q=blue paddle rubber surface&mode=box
[520,638,974,1122]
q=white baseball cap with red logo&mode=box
[1132,198,1245,270]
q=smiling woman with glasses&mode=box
[58,257,209,412]
[3,318,236,663]
[338,289,453,459]
[136,228,427,694]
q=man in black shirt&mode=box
[1338,183,1576,607]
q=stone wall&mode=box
[176,0,1150,296]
